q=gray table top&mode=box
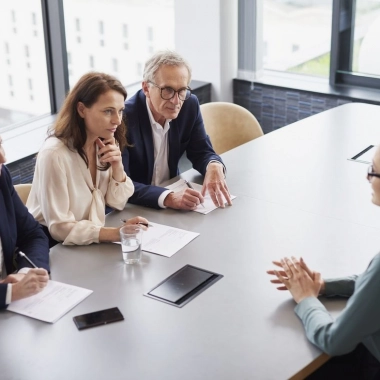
[2,103,380,380]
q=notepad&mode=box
[7,280,92,323]
[165,179,236,214]
[142,222,199,257]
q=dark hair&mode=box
[50,72,129,170]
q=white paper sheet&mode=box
[165,179,236,215]
[142,222,199,257]
[7,280,92,323]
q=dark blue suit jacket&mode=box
[122,90,223,209]
[0,166,49,309]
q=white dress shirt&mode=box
[145,101,226,208]
[146,100,173,208]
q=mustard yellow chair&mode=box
[14,184,32,205]
[200,102,263,155]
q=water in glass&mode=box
[122,238,141,264]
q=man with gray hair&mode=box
[122,50,232,210]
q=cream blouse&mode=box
[27,137,134,245]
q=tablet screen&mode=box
[148,266,214,303]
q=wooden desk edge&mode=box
[289,353,330,380]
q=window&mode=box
[63,0,174,88]
[262,0,333,78]
[123,24,128,38]
[332,0,380,87]
[353,1,380,77]
[240,0,380,90]
[0,1,50,131]
[89,55,94,68]
[147,26,153,42]
[137,62,142,76]
[112,58,118,73]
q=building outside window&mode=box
[63,0,174,88]
[260,0,380,82]
[0,1,50,131]
[352,0,380,78]
[263,0,333,78]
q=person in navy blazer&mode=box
[0,136,49,309]
[122,50,232,210]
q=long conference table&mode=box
[2,103,380,380]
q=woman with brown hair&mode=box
[27,72,148,246]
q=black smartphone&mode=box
[73,307,124,330]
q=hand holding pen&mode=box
[120,216,152,228]
[185,180,205,208]
[163,180,205,210]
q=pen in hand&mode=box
[18,251,38,269]
[184,180,205,208]
[120,219,153,228]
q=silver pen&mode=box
[184,180,205,208]
[18,251,38,268]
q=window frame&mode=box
[41,0,69,114]
[238,0,380,91]
[330,0,380,89]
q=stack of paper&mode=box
[142,222,199,257]
[7,280,92,323]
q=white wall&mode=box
[175,0,238,102]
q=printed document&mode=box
[7,280,92,323]
[142,222,199,257]
[165,179,236,214]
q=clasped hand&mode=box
[267,256,325,303]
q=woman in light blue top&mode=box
[268,145,380,379]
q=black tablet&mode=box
[349,145,375,164]
[144,265,223,307]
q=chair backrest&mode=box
[14,184,32,205]
[200,102,263,155]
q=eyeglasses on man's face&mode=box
[367,165,380,182]
[148,81,191,101]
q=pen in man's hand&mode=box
[120,219,153,228]
[184,180,205,208]
[18,251,38,268]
